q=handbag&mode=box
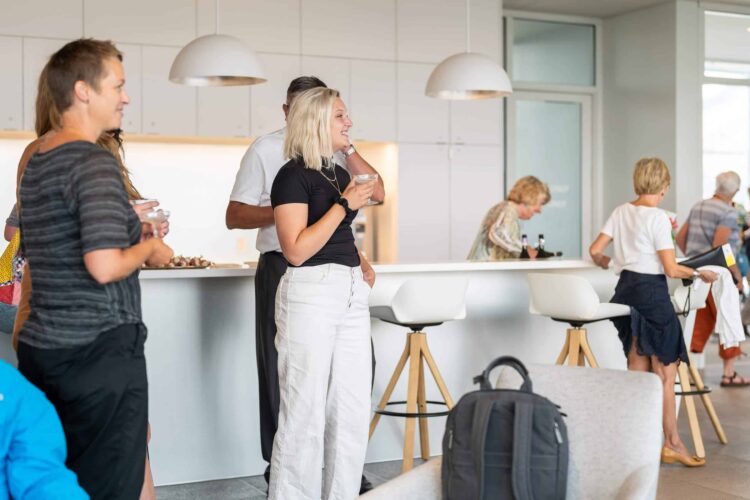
[0,231,24,306]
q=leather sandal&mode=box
[660,447,706,467]
[720,372,750,388]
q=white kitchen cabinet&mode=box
[449,145,503,259]
[0,1,82,39]
[23,37,71,131]
[398,144,451,262]
[0,37,23,131]
[397,63,449,144]
[250,53,301,137]
[198,86,250,137]
[301,56,350,105]
[217,0,300,54]
[450,99,501,145]
[349,60,396,142]
[397,0,465,63]
[84,0,195,47]
[119,44,142,134]
[302,0,395,61]
[142,45,196,136]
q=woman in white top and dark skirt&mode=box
[590,158,717,468]
[268,87,377,500]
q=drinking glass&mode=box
[355,174,379,206]
[144,209,170,237]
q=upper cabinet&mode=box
[397,0,465,63]
[451,100,501,145]
[0,1,82,39]
[198,86,250,138]
[217,0,300,55]
[23,38,72,132]
[142,46,196,136]
[0,37,23,131]
[119,44,142,134]
[250,53,301,138]
[397,63,450,144]
[350,61,396,142]
[302,0,395,60]
[84,0,195,46]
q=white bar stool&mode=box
[671,280,728,459]
[527,273,630,367]
[368,276,469,472]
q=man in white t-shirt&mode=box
[225,76,384,492]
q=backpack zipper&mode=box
[553,421,563,444]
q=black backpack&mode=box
[442,356,569,500]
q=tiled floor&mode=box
[156,344,750,499]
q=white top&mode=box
[601,203,674,275]
[229,128,347,253]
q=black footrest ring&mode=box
[373,400,450,418]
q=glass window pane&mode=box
[704,11,750,80]
[511,19,595,86]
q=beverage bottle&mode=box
[520,234,530,259]
[537,234,545,252]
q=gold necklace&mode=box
[319,166,341,194]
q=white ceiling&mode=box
[503,0,750,19]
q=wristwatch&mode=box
[344,144,356,157]
[336,196,354,215]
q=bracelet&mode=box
[692,269,700,278]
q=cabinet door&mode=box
[301,56,350,104]
[451,99,501,145]
[216,0,300,55]
[449,145,503,260]
[398,144,450,262]
[0,1,82,39]
[23,38,71,131]
[198,86,250,138]
[350,60,396,142]
[250,53,300,137]
[142,45,196,136]
[0,37,23,131]
[397,0,465,63]
[119,44,142,134]
[397,63,449,144]
[84,0,194,46]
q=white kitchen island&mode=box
[136,259,628,486]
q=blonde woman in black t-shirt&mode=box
[269,87,376,500]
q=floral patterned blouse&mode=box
[467,201,522,260]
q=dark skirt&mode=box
[610,270,688,366]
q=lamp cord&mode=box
[465,0,471,52]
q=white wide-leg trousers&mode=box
[269,264,372,500]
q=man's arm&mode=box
[345,149,385,203]
[225,201,275,230]
[675,222,689,254]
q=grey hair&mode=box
[715,171,741,196]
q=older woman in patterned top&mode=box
[467,176,551,260]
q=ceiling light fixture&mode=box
[425,0,512,99]
[169,0,266,86]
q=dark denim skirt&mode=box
[610,270,688,365]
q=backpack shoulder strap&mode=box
[512,400,535,500]
[470,397,495,500]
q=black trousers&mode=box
[17,324,148,500]
[255,252,376,465]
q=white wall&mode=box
[602,0,702,225]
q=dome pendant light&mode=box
[425,0,512,99]
[169,0,266,86]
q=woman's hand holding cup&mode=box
[341,178,376,211]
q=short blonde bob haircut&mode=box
[283,87,340,171]
[633,157,670,195]
[507,176,551,206]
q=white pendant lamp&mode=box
[169,1,266,86]
[425,0,512,99]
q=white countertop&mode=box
[139,259,596,279]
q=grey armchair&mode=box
[360,364,663,499]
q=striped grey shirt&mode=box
[18,141,144,348]
[684,198,739,257]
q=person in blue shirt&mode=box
[0,360,87,500]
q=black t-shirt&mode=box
[271,157,360,267]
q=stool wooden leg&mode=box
[420,334,455,408]
[403,334,422,472]
[567,329,581,367]
[688,361,728,444]
[369,335,411,439]
[677,362,705,458]
[417,355,430,460]
[555,330,571,365]
[579,330,599,368]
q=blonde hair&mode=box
[507,176,551,205]
[283,87,340,171]
[633,157,670,195]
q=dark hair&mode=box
[45,38,122,115]
[286,76,327,105]
[98,128,142,200]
